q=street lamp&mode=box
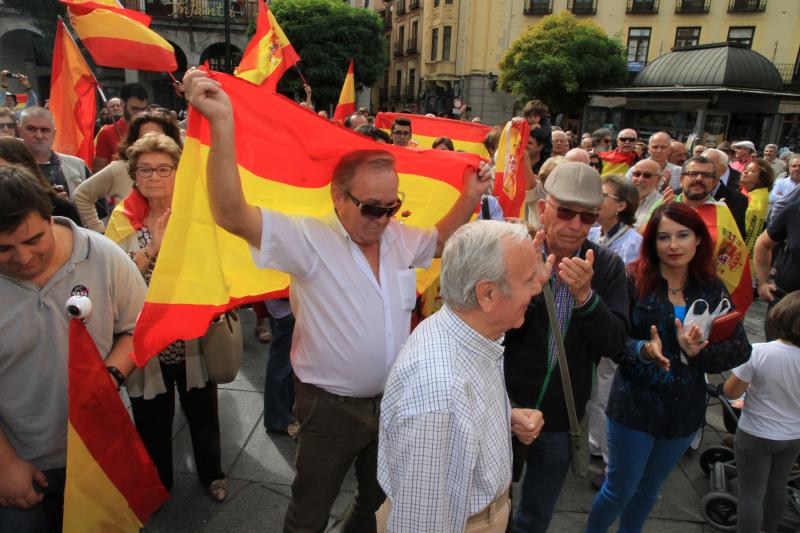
[486,72,498,92]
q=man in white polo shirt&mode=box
[183,67,492,532]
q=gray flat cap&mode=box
[543,161,603,208]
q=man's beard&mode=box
[685,188,708,201]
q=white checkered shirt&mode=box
[378,305,512,532]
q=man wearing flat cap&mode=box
[503,162,630,533]
[730,140,755,174]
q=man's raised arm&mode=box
[183,68,263,249]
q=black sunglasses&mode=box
[547,200,599,225]
[618,137,637,143]
[346,190,405,219]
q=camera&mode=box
[66,295,92,319]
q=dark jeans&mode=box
[263,314,296,432]
[513,431,571,533]
[0,468,65,533]
[283,379,385,533]
[129,361,224,491]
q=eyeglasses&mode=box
[631,170,658,179]
[0,122,15,130]
[602,192,621,201]
[547,200,599,225]
[392,130,412,138]
[346,190,405,219]
[602,138,612,144]
[618,137,637,143]
[589,161,601,169]
[135,165,175,179]
[682,170,714,179]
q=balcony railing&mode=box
[121,0,257,20]
[523,0,553,15]
[393,41,404,57]
[409,0,419,10]
[675,0,711,13]
[627,0,659,14]
[728,0,766,12]
[567,0,597,15]
[381,9,392,31]
[406,38,419,55]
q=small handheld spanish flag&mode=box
[235,0,300,90]
[333,60,355,124]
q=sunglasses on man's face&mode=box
[631,170,658,179]
[346,190,405,220]
[547,201,599,225]
[0,122,15,130]
[618,137,637,143]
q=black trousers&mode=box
[129,361,224,490]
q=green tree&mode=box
[499,12,627,115]
[269,0,388,110]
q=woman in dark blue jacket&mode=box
[586,203,751,532]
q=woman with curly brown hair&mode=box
[73,111,183,232]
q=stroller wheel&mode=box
[701,491,737,531]
[700,446,735,476]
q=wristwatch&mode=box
[107,366,126,389]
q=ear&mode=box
[474,279,495,314]
[538,198,546,219]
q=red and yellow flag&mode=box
[61,0,177,72]
[64,318,168,532]
[132,71,482,364]
[375,112,492,157]
[105,188,150,243]
[493,119,530,218]
[691,201,753,314]
[234,0,300,90]
[50,20,96,169]
[333,60,355,124]
[599,149,636,177]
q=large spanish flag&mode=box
[62,0,177,72]
[375,112,491,157]
[234,0,300,90]
[64,318,168,532]
[675,197,753,314]
[333,60,355,124]
[50,20,96,168]
[493,119,530,218]
[132,70,482,364]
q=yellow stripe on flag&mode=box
[63,423,143,533]
[70,9,173,52]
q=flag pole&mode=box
[57,15,107,103]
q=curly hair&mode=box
[126,132,182,181]
[744,157,775,191]
[118,112,183,160]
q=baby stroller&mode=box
[699,383,800,532]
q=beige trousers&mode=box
[375,495,510,533]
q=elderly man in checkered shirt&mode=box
[377,221,552,533]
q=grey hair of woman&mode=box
[440,220,531,311]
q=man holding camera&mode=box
[0,165,146,531]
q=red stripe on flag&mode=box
[375,112,491,142]
[68,319,169,522]
[77,36,177,72]
[60,0,152,25]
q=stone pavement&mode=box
[143,300,769,533]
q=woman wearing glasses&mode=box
[105,133,228,503]
[586,203,751,532]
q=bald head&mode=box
[630,159,662,198]
[668,141,687,166]
[565,148,590,164]
[647,132,671,165]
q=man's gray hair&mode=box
[702,148,728,168]
[765,144,778,152]
[440,220,530,311]
[19,106,55,128]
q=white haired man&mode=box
[763,143,786,177]
[378,221,551,532]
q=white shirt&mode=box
[769,176,799,204]
[733,341,800,440]
[634,190,662,229]
[588,224,643,265]
[378,305,512,532]
[625,159,681,190]
[251,209,437,397]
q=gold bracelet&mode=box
[142,247,157,263]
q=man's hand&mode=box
[183,67,232,123]
[559,248,594,303]
[662,187,675,204]
[675,318,708,357]
[643,325,670,371]
[511,408,544,445]
[532,230,555,288]
[0,456,47,509]
[18,74,29,89]
[462,161,492,200]
[758,281,776,302]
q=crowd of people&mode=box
[0,64,799,533]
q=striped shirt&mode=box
[378,305,512,532]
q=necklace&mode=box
[668,286,684,295]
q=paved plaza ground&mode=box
[143,299,773,532]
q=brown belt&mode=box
[466,488,510,525]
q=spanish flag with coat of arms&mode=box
[234,0,300,89]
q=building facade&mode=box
[383,0,800,127]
